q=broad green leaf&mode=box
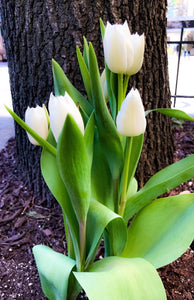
[74,256,166,300]
[52,59,93,117]
[91,132,114,211]
[84,112,95,169]
[76,46,92,103]
[124,154,194,221]
[85,199,127,267]
[145,108,194,121]
[122,194,194,269]
[5,105,56,156]
[126,177,138,199]
[88,43,123,179]
[57,114,91,223]
[33,245,76,300]
[41,130,80,261]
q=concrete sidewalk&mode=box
[0,62,14,151]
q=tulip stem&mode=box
[118,74,123,112]
[119,137,133,217]
[123,75,130,98]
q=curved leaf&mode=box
[57,115,91,223]
[74,256,166,300]
[84,112,95,169]
[124,154,194,221]
[88,42,123,180]
[145,108,194,121]
[33,245,76,300]
[127,134,144,186]
[122,194,194,269]
[85,199,127,268]
[76,46,92,103]
[41,130,80,261]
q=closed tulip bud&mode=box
[129,33,145,76]
[25,105,49,145]
[116,88,146,136]
[48,92,84,142]
[103,21,134,74]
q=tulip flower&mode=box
[103,21,134,74]
[116,88,146,136]
[103,21,145,75]
[48,92,84,142]
[25,105,49,145]
[129,33,145,76]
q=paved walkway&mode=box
[0,62,14,151]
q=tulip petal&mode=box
[116,88,146,136]
[103,21,134,74]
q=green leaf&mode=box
[124,154,194,221]
[76,46,92,103]
[83,36,89,68]
[57,114,91,223]
[127,134,144,186]
[85,199,127,267]
[52,59,93,117]
[41,130,80,261]
[88,42,123,179]
[33,245,76,300]
[145,108,194,121]
[74,256,167,300]
[5,105,56,156]
[122,194,194,269]
[84,112,95,169]
[107,67,117,121]
[91,132,114,211]
[99,18,105,39]
[126,177,138,199]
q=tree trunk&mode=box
[0,0,173,202]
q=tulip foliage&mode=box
[6,19,194,300]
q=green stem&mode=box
[79,219,86,271]
[123,75,130,98]
[113,178,119,214]
[119,137,133,217]
[118,73,123,112]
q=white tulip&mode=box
[116,88,146,136]
[129,33,145,75]
[103,21,145,75]
[25,105,49,145]
[103,21,134,74]
[48,92,84,142]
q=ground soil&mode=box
[0,122,194,300]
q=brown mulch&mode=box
[0,122,194,300]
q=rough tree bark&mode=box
[0,0,173,202]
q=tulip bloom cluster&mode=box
[25,92,84,145]
[6,19,194,300]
